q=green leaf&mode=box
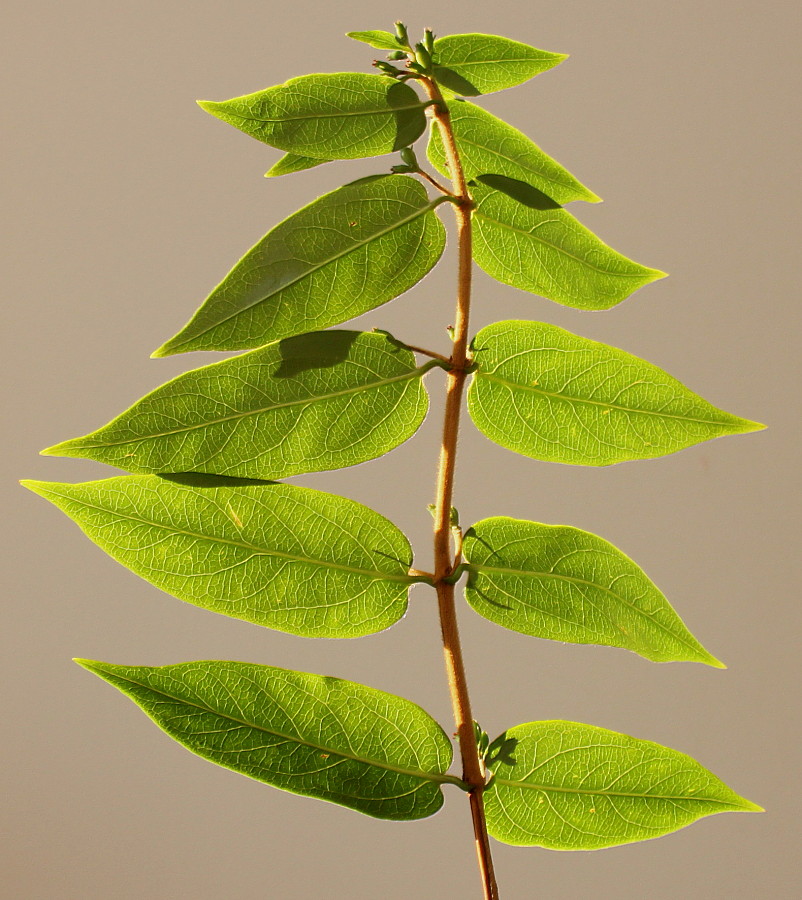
[462,517,722,666]
[199,74,428,160]
[265,153,330,177]
[428,102,599,206]
[76,659,461,820]
[346,30,404,51]
[471,183,664,308]
[484,720,761,848]
[154,175,447,356]
[468,321,764,466]
[432,33,566,96]
[23,475,425,637]
[44,330,435,479]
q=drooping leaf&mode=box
[462,517,722,666]
[432,34,566,96]
[23,475,426,637]
[154,175,447,356]
[76,659,461,820]
[468,321,764,466]
[471,183,664,308]
[44,330,435,479]
[428,102,599,206]
[346,30,405,51]
[483,720,761,848]
[265,153,330,177]
[199,73,428,160]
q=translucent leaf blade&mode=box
[345,30,405,51]
[23,475,422,637]
[463,517,722,665]
[199,73,428,160]
[471,183,664,308]
[76,659,457,820]
[428,102,598,205]
[265,153,330,177]
[432,33,567,96]
[154,175,447,356]
[484,720,761,849]
[468,321,763,466]
[44,331,433,479]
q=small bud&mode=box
[394,21,409,46]
[387,50,408,60]
[373,60,401,76]
[414,42,433,71]
[390,164,414,174]
[400,147,418,168]
[446,325,455,341]
[423,28,436,54]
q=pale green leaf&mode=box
[484,720,761,848]
[199,73,428,160]
[154,175,447,356]
[462,517,722,666]
[468,321,764,466]
[346,30,404,51]
[265,153,330,177]
[44,331,435,478]
[76,659,461,820]
[432,33,566,96]
[428,102,599,206]
[471,183,664,308]
[23,475,426,637]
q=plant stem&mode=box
[421,77,500,900]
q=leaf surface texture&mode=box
[24,476,420,637]
[77,659,456,820]
[199,73,428,159]
[45,331,433,478]
[155,175,446,356]
[468,321,762,466]
[463,517,721,665]
[484,720,760,848]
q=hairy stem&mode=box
[422,76,500,900]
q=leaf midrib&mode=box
[169,195,447,350]
[59,363,435,450]
[225,97,429,125]
[492,777,747,807]
[97,666,460,787]
[436,55,552,70]
[38,487,418,584]
[466,562,702,653]
[478,371,729,427]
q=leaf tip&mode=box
[196,99,217,115]
[150,342,174,359]
[73,657,103,674]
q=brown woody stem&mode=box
[421,77,500,900]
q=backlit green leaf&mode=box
[265,153,330,177]
[346,30,404,51]
[76,659,460,820]
[468,321,764,466]
[471,183,663,308]
[428,102,599,206]
[462,517,722,665]
[484,720,761,848]
[199,73,428,160]
[23,476,425,637]
[154,175,447,356]
[44,330,435,478]
[432,33,566,96]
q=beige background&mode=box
[4,1,800,897]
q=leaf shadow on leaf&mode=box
[486,733,519,768]
[157,473,280,488]
[273,331,361,378]
[474,175,562,210]
[372,547,413,570]
[462,528,514,610]
[432,66,480,97]
[387,81,428,151]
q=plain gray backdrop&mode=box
[5,1,800,897]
